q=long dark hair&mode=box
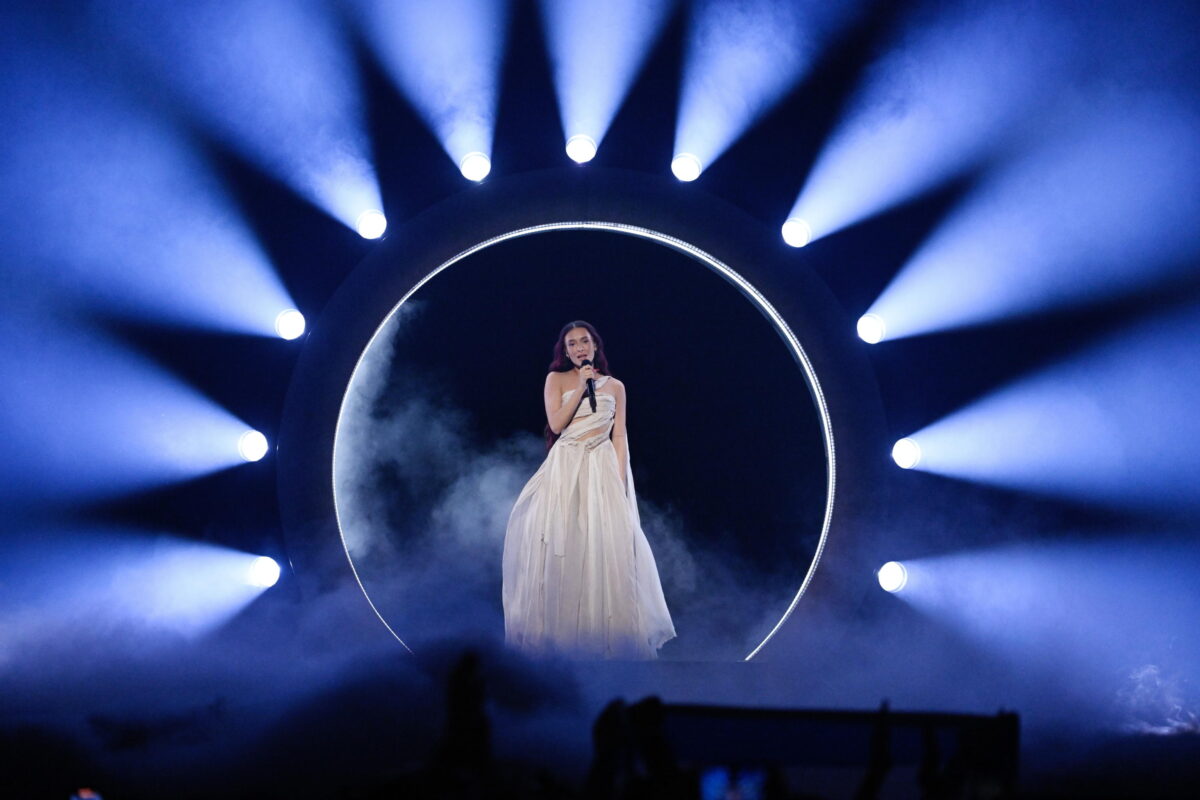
[544,320,611,450]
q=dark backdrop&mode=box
[381,229,826,562]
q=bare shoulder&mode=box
[546,371,572,390]
[607,377,626,394]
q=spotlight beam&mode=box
[358,0,508,172]
[91,0,384,231]
[540,0,674,154]
[0,326,261,505]
[675,0,858,173]
[1,24,300,338]
[864,105,1200,341]
[789,1,1075,242]
[897,301,1200,513]
[0,530,283,639]
[887,540,1200,717]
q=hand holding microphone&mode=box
[580,359,597,412]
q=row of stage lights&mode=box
[234,310,308,463]
[344,137,820,246]
[252,145,919,601]
[258,140,906,471]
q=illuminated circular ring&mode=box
[332,221,837,661]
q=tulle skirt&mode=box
[502,435,675,659]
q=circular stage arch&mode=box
[277,167,888,660]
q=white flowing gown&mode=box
[502,377,676,659]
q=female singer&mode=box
[502,320,675,658]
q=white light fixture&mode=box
[891,438,921,469]
[459,152,491,182]
[670,153,702,182]
[355,209,387,239]
[274,309,306,340]
[877,561,908,592]
[247,556,281,588]
[857,313,886,344]
[565,134,597,164]
[238,430,269,462]
[781,217,812,248]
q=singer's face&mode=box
[564,327,596,367]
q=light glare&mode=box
[541,0,673,163]
[459,152,491,182]
[247,556,281,588]
[356,209,387,239]
[238,430,269,462]
[878,561,908,592]
[674,0,849,176]
[21,534,289,637]
[274,309,306,340]
[357,2,505,177]
[565,134,597,164]
[892,438,921,469]
[865,107,1200,341]
[671,153,702,182]
[100,1,384,231]
[787,2,1070,243]
[857,313,886,344]
[896,303,1200,513]
[781,218,812,248]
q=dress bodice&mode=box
[559,376,615,445]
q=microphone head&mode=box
[580,358,592,366]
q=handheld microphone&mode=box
[581,359,597,412]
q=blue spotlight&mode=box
[857,313,886,344]
[540,0,673,159]
[892,438,921,469]
[883,540,1200,729]
[0,324,262,503]
[94,1,383,231]
[865,104,1200,340]
[878,561,908,592]
[900,303,1200,514]
[247,556,281,588]
[671,153,703,182]
[355,209,387,240]
[358,1,507,173]
[0,531,288,638]
[274,309,305,340]
[238,430,269,462]
[1,26,299,338]
[781,217,812,248]
[675,0,857,174]
[788,2,1073,242]
[459,152,491,182]
[565,134,597,164]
